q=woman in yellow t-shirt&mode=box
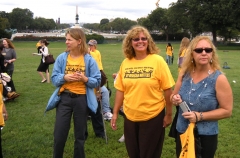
[111,25,175,158]
[177,37,190,72]
[36,40,42,54]
[166,43,173,65]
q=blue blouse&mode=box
[176,70,221,135]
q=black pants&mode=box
[124,110,165,158]
[53,93,88,158]
[6,70,16,92]
[87,101,105,138]
[37,46,42,54]
[176,131,218,158]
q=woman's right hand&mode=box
[110,113,118,130]
[171,94,182,105]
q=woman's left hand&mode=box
[182,111,198,123]
[75,72,88,83]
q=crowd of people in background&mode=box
[0,25,233,158]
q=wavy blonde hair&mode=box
[181,36,222,74]
[65,28,88,55]
[122,25,160,59]
[178,37,190,57]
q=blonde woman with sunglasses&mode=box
[171,36,233,158]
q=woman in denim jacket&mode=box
[51,28,101,158]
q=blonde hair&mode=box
[178,37,190,57]
[65,28,88,55]
[122,25,160,59]
[181,36,222,74]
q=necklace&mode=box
[188,70,211,105]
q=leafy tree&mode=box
[0,17,10,30]
[100,18,109,25]
[8,8,34,31]
[173,0,240,43]
[31,17,56,31]
[0,11,9,19]
[110,18,137,32]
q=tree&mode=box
[32,17,56,31]
[0,11,9,19]
[173,0,240,43]
[143,8,171,41]
[0,17,10,30]
[100,18,109,25]
[8,8,34,31]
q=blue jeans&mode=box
[100,86,111,113]
[167,55,172,65]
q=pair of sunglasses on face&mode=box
[132,37,148,42]
[194,48,213,53]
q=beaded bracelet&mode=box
[199,112,203,121]
[193,112,198,122]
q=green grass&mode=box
[2,41,240,158]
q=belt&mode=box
[62,90,81,98]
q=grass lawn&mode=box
[2,41,240,158]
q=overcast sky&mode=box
[1,0,177,24]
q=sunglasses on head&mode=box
[132,37,148,42]
[194,48,213,53]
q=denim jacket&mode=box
[51,52,101,113]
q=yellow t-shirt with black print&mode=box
[90,50,103,70]
[60,54,86,94]
[114,54,175,121]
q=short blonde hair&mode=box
[122,25,160,59]
[181,36,222,74]
[65,28,88,55]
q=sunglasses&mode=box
[193,48,213,53]
[132,37,148,42]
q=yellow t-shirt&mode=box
[0,80,5,127]
[114,54,175,121]
[180,48,187,57]
[166,46,173,56]
[90,50,103,70]
[60,54,86,94]
[36,42,41,48]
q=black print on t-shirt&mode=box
[124,67,153,79]
[65,64,85,74]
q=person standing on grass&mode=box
[171,36,233,158]
[51,28,101,158]
[111,25,175,158]
[0,79,8,158]
[2,38,18,92]
[166,43,173,65]
[32,39,50,83]
[0,44,19,101]
[36,40,42,54]
[88,39,113,121]
[177,37,190,72]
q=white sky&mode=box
[0,0,177,24]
